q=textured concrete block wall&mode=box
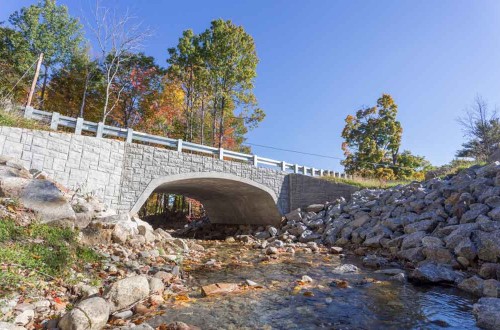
[0,127,289,214]
[287,174,359,210]
[118,143,289,213]
[0,127,125,209]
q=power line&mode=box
[243,142,424,170]
[4,59,38,99]
[243,142,344,160]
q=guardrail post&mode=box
[312,167,315,176]
[75,117,83,135]
[294,164,298,174]
[252,155,258,167]
[319,169,324,177]
[96,122,104,138]
[24,106,33,119]
[303,166,307,175]
[50,112,60,130]
[281,161,286,171]
[177,139,183,152]
[126,128,134,143]
[219,148,224,160]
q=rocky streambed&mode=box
[1,157,500,329]
[147,241,479,330]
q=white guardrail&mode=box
[23,107,349,178]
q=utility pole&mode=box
[26,53,43,108]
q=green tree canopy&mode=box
[341,94,427,180]
[456,96,500,162]
[6,0,84,104]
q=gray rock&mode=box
[299,230,321,243]
[483,279,500,298]
[461,203,490,223]
[458,276,484,296]
[375,268,405,275]
[285,209,302,222]
[362,255,387,268]
[422,247,455,265]
[475,162,500,178]
[265,247,278,255]
[454,236,477,261]
[404,219,437,234]
[485,196,500,208]
[268,226,278,237]
[479,263,500,280]
[363,234,384,248]
[350,212,371,228]
[20,180,76,226]
[58,297,109,330]
[421,236,444,248]
[149,277,165,294]
[397,247,425,262]
[306,204,325,213]
[473,297,500,329]
[74,212,93,229]
[0,322,26,330]
[390,273,406,282]
[409,263,463,284]
[112,221,138,244]
[488,207,500,221]
[104,275,150,312]
[401,231,426,249]
[475,230,500,262]
[443,223,478,249]
[13,310,34,327]
[332,264,359,274]
[112,310,133,320]
[121,324,154,330]
[0,177,31,198]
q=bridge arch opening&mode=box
[130,172,282,226]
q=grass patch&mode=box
[322,176,411,189]
[0,107,48,130]
[0,218,101,294]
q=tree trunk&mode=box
[200,98,205,145]
[79,71,90,118]
[218,97,225,148]
[39,65,49,107]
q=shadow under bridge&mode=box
[129,172,282,226]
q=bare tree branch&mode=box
[85,0,152,123]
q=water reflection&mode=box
[148,243,478,330]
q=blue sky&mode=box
[2,0,500,172]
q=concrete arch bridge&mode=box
[0,120,358,225]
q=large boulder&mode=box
[58,297,109,330]
[112,220,138,244]
[104,275,150,312]
[0,156,32,179]
[0,177,31,198]
[474,230,500,262]
[458,276,484,296]
[19,180,76,226]
[409,263,463,284]
[473,297,500,329]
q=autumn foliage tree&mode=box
[341,94,428,180]
[166,19,265,150]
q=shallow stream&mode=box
[148,242,478,330]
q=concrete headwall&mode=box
[0,126,125,209]
[287,174,359,211]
